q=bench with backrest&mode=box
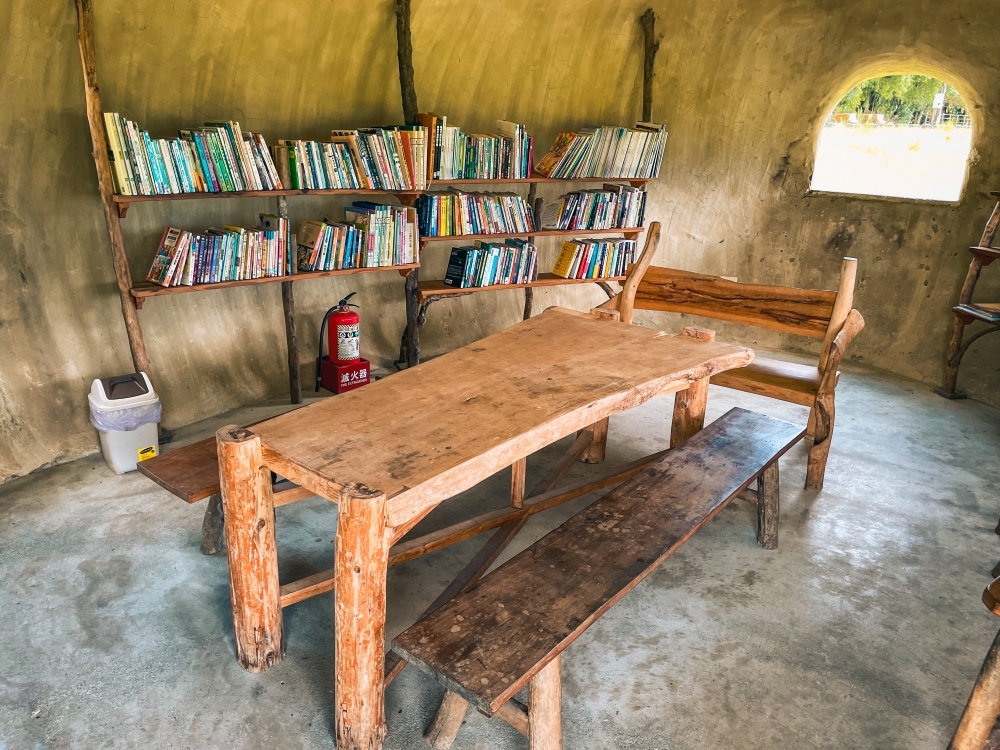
[392,407,805,750]
[607,248,865,491]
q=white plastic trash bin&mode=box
[88,372,162,474]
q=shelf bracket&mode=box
[116,201,129,219]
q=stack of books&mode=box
[534,123,667,179]
[145,215,290,287]
[325,127,429,190]
[418,191,535,237]
[551,237,637,280]
[103,114,282,195]
[540,185,647,230]
[273,139,367,191]
[296,202,418,272]
[418,114,533,181]
[443,239,538,288]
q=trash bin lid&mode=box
[89,372,159,410]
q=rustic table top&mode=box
[251,307,753,528]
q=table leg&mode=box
[670,376,710,448]
[216,426,283,672]
[577,417,609,464]
[335,483,390,750]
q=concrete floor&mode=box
[2,356,999,750]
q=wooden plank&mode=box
[417,273,627,304]
[634,266,837,338]
[421,228,641,245]
[137,437,219,503]
[430,177,650,187]
[710,356,822,407]
[130,264,420,306]
[392,408,805,716]
[111,188,422,206]
[75,0,151,375]
[251,307,753,526]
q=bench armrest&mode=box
[817,309,864,394]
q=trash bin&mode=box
[88,372,162,474]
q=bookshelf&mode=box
[416,273,628,302]
[419,227,642,246]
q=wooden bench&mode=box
[607,249,865,491]
[392,407,805,749]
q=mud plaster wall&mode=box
[1,0,997,482]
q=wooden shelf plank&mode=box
[112,188,422,210]
[419,227,643,245]
[131,263,420,307]
[431,176,650,187]
[416,273,624,304]
[970,245,1000,264]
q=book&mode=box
[535,124,667,179]
[417,190,535,237]
[541,186,646,231]
[550,237,636,279]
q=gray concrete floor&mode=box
[2,356,999,750]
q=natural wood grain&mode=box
[334,483,390,750]
[250,307,753,528]
[278,196,302,405]
[394,0,418,126]
[619,221,661,325]
[578,418,609,464]
[710,357,822,407]
[416,273,627,304]
[511,458,527,509]
[670,376,709,449]
[497,698,529,737]
[528,656,562,750]
[279,568,337,608]
[948,628,1000,750]
[216,425,283,672]
[756,462,779,549]
[200,493,225,555]
[818,258,858,371]
[392,409,804,715]
[640,8,659,123]
[137,436,219,503]
[425,691,469,749]
[75,0,150,375]
[634,266,837,337]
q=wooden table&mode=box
[215,306,752,750]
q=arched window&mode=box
[810,75,972,202]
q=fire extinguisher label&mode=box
[337,324,360,361]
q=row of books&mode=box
[551,238,637,280]
[296,203,417,271]
[418,191,535,237]
[276,128,429,192]
[105,114,282,196]
[541,185,647,231]
[419,115,533,181]
[443,240,538,289]
[535,123,667,179]
[146,215,291,287]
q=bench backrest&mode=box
[617,224,857,371]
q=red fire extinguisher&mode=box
[316,293,370,394]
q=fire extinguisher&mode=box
[316,292,360,391]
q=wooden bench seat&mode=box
[710,356,824,406]
[393,407,805,749]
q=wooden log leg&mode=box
[671,376,710,449]
[217,426,283,672]
[948,628,1000,750]
[425,691,469,749]
[805,405,817,442]
[805,391,835,491]
[335,483,390,750]
[528,655,562,750]
[404,269,420,368]
[756,462,779,550]
[200,493,225,555]
[511,457,526,509]
[992,560,1000,579]
[577,417,609,464]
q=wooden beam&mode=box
[511,457,527,509]
[671,376,709,448]
[640,8,660,122]
[278,196,302,404]
[394,0,419,126]
[523,188,541,321]
[75,0,151,377]
[425,690,469,749]
[497,698,529,738]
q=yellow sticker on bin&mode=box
[138,446,157,462]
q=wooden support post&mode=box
[511,457,527,509]
[425,690,469,749]
[528,655,563,750]
[639,8,659,122]
[671,376,709,449]
[577,417,609,464]
[948,627,1000,750]
[523,187,541,321]
[216,426,283,672]
[756,461,779,550]
[402,268,420,367]
[277,196,302,404]
[200,493,225,555]
[394,0,419,125]
[335,483,390,750]
[75,0,151,377]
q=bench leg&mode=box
[335,484,390,750]
[756,462,779,550]
[806,391,835,491]
[577,418,609,464]
[805,405,817,442]
[948,628,1000,750]
[200,493,225,555]
[425,691,469,749]
[671,376,709,449]
[529,655,563,750]
[216,426,284,672]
